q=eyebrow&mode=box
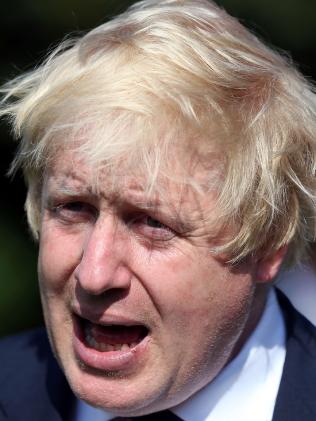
[119,193,197,234]
[46,173,160,204]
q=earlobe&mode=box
[256,245,288,283]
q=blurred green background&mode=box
[1,0,316,337]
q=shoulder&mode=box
[273,290,316,421]
[0,327,55,387]
[277,289,316,356]
[0,327,51,382]
[0,328,75,421]
[0,326,50,361]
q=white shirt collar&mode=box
[74,288,286,421]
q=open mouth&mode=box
[77,316,149,353]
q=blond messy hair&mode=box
[1,0,316,263]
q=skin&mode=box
[37,149,285,416]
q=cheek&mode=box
[139,248,253,313]
[138,250,256,393]
[38,222,84,292]
[137,248,255,347]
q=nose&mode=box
[74,216,132,295]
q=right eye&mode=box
[51,201,97,223]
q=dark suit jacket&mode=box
[0,291,316,421]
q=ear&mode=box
[255,245,288,283]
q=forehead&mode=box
[43,146,224,216]
[41,107,227,190]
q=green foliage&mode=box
[0,211,41,336]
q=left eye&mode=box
[131,214,175,242]
[144,216,166,229]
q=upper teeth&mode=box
[85,334,138,352]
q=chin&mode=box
[62,359,175,416]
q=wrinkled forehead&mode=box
[42,141,225,213]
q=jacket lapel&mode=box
[272,291,316,421]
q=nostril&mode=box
[74,280,131,306]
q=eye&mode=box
[50,201,97,223]
[145,216,166,229]
[131,214,175,242]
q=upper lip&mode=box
[71,304,149,329]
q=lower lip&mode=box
[72,317,150,372]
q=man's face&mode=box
[38,148,268,415]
